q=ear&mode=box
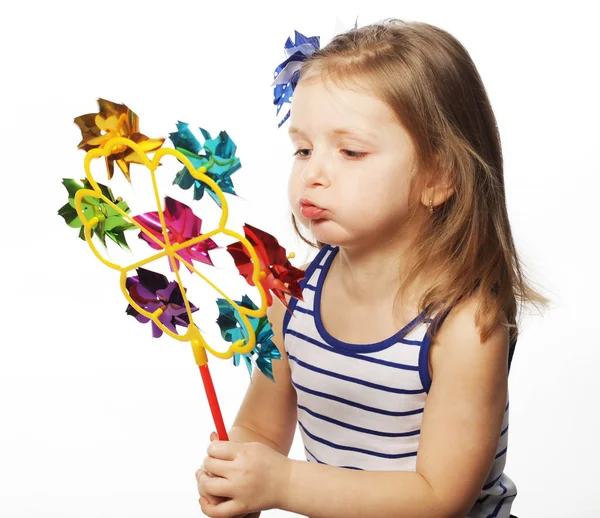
[420,171,454,210]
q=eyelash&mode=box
[292,149,367,159]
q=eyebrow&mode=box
[288,127,378,141]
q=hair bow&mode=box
[271,19,359,128]
[272,30,320,128]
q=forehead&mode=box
[289,78,399,136]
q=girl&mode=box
[196,19,546,518]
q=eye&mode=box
[292,149,311,158]
[342,149,367,159]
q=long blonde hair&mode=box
[291,19,548,347]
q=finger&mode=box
[196,467,209,484]
[196,468,216,487]
[196,470,227,505]
[196,467,219,497]
[198,471,232,499]
[203,456,231,478]
[207,440,238,461]
[196,469,230,508]
[199,496,248,518]
[195,467,217,483]
[200,460,220,479]
[202,493,227,506]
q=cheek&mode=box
[287,171,302,217]
[287,170,298,203]
[339,177,388,208]
[340,170,412,219]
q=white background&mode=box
[1,1,598,517]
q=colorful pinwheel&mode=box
[227,224,304,309]
[126,267,198,338]
[74,98,165,181]
[216,295,280,382]
[133,196,218,272]
[58,178,136,249]
[62,98,305,442]
[169,122,241,206]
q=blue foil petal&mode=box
[169,123,241,205]
[216,296,280,382]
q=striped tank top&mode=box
[283,245,518,517]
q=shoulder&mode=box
[267,261,311,336]
[429,295,509,380]
[270,246,323,334]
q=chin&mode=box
[307,220,352,247]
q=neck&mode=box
[332,236,419,308]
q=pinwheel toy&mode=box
[59,99,305,440]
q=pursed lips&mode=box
[299,198,327,219]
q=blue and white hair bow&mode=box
[271,19,358,128]
[271,31,320,128]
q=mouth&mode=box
[299,198,326,220]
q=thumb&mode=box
[210,431,218,441]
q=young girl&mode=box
[196,19,545,518]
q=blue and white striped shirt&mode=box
[283,245,517,517]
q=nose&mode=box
[300,151,331,188]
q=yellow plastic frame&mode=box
[74,136,269,367]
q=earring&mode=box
[429,199,434,214]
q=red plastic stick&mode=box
[198,364,229,441]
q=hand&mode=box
[195,432,261,518]
[196,433,228,511]
[196,437,291,517]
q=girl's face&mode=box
[287,78,421,249]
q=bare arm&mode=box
[279,296,510,518]
[229,292,299,456]
[206,273,304,517]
